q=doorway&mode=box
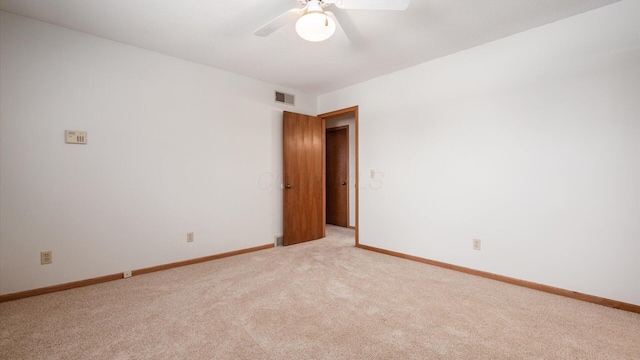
[319,106,359,246]
[281,107,359,246]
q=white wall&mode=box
[318,0,640,305]
[0,12,316,295]
[326,115,356,228]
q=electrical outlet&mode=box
[41,251,52,265]
[187,232,194,243]
[123,270,132,278]
[473,239,481,251]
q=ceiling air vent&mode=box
[275,91,295,106]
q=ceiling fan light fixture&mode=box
[295,11,336,42]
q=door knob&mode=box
[285,184,292,189]
[341,182,347,185]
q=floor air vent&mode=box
[275,91,295,105]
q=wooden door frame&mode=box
[318,106,359,246]
[326,125,349,228]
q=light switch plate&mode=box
[65,130,87,144]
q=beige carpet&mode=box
[1,225,639,359]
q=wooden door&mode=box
[283,111,325,245]
[326,126,349,227]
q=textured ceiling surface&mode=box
[0,0,620,95]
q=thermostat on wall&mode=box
[65,130,87,144]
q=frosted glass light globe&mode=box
[295,12,336,42]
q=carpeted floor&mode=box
[1,225,639,359]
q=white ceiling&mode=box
[0,0,620,95]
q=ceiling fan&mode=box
[254,0,411,42]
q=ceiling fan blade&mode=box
[253,8,302,37]
[325,11,355,45]
[332,0,410,10]
[325,11,346,41]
